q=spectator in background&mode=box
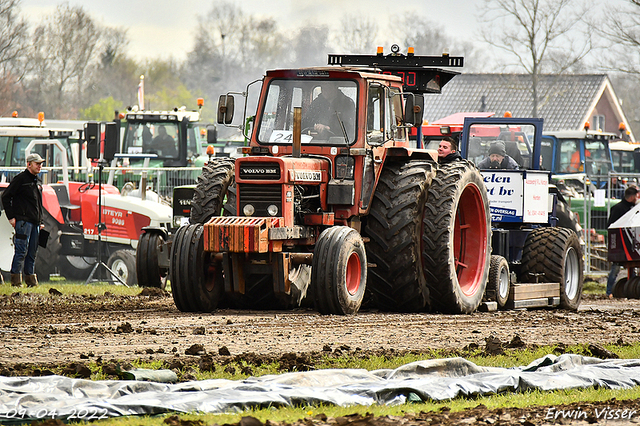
[606,185,640,298]
[477,141,519,170]
[437,136,462,165]
[1,153,45,287]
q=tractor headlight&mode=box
[243,204,255,216]
[267,204,278,216]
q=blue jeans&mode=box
[11,220,39,275]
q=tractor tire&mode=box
[170,225,190,311]
[190,159,235,224]
[613,277,627,299]
[34,210,61,281]
[57,255,95,281]
[484,255,510,309]
[422,161,491,314]
[170,224,223,312]
[107,249,137,287]
[223,181,237,216]
[312,226,366,315]
[136,232,168,289]
[364,159,435,311]
[520,227,584,310]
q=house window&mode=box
[593,115,605,131]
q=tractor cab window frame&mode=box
[123,120,181,160]
[256,78,358,146]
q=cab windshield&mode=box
[584,140,611,176]
[257,79,358,145]
[123,121,180,160]
[466,124,534,169]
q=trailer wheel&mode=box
[136,232,168,289]
[364,159,435,311]
[484,255,510,309]
[34,210,61,281]
[520,227,584,310]
[422,161,491,314]
[107,249,137,286]
[190,159,235,224]
[312,226,366,315]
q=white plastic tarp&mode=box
[1,354,640,422]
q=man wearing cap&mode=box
[477,141,519,170]
[1,153,45,287]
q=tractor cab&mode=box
[120,107,206,168]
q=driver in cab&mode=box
[303,83,355,140]
[151,126,177,157]
[477,141,519,170]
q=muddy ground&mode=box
[4,288,640,425]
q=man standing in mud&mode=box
[1,153,45,287]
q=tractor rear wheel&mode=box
[484,255,510,309]
[136,232,168,289]
[312,226,366,315]
[364,160,435,311]
[190,159,235,224]
[422,161,491,313]
[520,227,584,310]
[107,249,137,286]
[613,277,627,298]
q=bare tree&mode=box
[479,0,593,117]
[395,15,491,72]
[597,0,640,75]
[0,0,30,115]
[25,3,102,117]
[334,15,378,54]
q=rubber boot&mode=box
[10,273,22,287]
[24,274,38,288]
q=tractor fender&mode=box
[140,225,169,240]
[42,185,64,225]
[385,146,438,162]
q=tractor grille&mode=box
[238,184,282,217]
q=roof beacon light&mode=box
[197,98,204,107]
[619,122,626,131]
[376,46,383,56]
[408,47,415,56]
[11,111,18,117]
[38,112,44,124]
[504,111,512,118]
[584,121,591,130]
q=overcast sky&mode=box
[20,0,484,60]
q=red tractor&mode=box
[169,46,491,314]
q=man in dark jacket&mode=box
[303,83,356,141]
[437,136,462,165]
[477,141,519,170]
[1,153,45,287]
[606,185,640,297]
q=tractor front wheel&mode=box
[170,224,223,312]
[136,232,168,289]
[107,249,137,286]
[312,226,366,315]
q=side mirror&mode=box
[404,94,424,127]
[217,95,235,125]
[207,125,217,144]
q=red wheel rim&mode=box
[345,252,362,296]
[453,183,488,296]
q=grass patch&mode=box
[0,279,145,296]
